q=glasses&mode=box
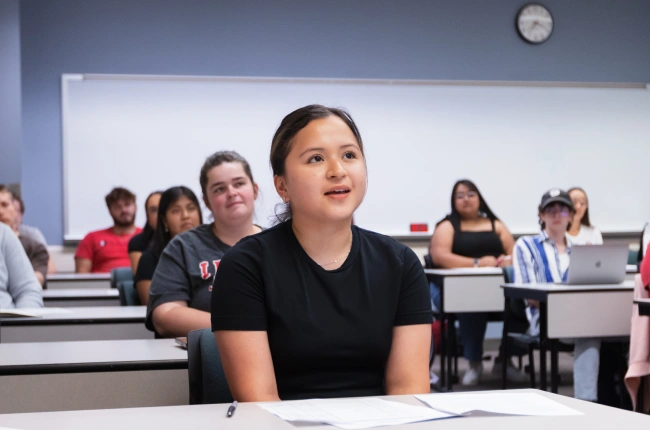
[455,191,478,200]
[543,207,570,216]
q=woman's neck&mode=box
[291,215,353,267]
[212,217,257,247]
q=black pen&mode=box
[227,400,238,417]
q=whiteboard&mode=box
[61,74,650,241]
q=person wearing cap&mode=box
[513,188,601,402]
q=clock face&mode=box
[517,3,553,44]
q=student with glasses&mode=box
[513,189,601,402]
[429,179,524,386]
[567,187,603,246]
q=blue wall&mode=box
[17,0,650,244]
[0,0,22,185]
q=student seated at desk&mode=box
[568,187,603,245]
[11,191,56,274]
[513,188,600,402]
[0,186,49,286]
[429,179,524,386]
[75,187,142,273]
[128,190,162,274]
[0,222,43,308]
[212,105,432,401]
[146,151,262,337]
[134,187,202,305]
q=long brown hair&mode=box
[568,187,591,227]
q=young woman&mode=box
[128,191,163,273]
[146,151,262,337]
[211,105,432,401]
[568,187,603,245]
[513,188,601,402]
[134,186,202,305]
[429,179,521,386]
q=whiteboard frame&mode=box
[60,74,648,242]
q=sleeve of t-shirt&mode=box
[394,246,433,326]
[211,238,267,331]
[75,233,94,260]
[29,241,49,279]
[145,238,192,331]
[592,227,604,245]
[513,237,538,284]
[640,243,650,288]
[2,225,43,308]
[134,250,158,284]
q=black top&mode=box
[146,224,231,332]
[449,217,503,259]
[133,249,159,285]
[211,220,432,400]
[128,232,149,253]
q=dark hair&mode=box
[9,191,24,214]
[437,179,499,227]
[140,191,163,247]
[270,104,365,223]
[199,151,255,209]
[105,187,136,208]
[567,187,591,227]
[151,186,203,257]
[538,202,575,231]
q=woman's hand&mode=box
[496,254,513,268]
[478,256,498,267]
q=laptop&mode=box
[563,244,628,285]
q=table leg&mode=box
[447,314,454,391]
[439,311,447,389]
[539,301,548,391]
[550,339,559,393]
[502,299,509,389]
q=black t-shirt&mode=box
[211,220,432,400]
[128,232,149,253]
[133,249,159,285]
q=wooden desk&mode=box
[424,268,504,391]
[502,281,634,393]
[1,390,648,429]
[47,273,111,289]
[635,298,650,317]
[0,306,151,343]
[0,339,187,413]
[43,288,120,307]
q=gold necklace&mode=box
[317,231,353,267]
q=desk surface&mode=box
[1,390,648,429]
[0,339,185,375]
[424,268,503,276]
[42,289,120,300]
[47,273,111,282]
[0,306,145,325]
[503,281,634,294]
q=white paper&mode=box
[258,398,455,429]
[0,307,73,318]
[415,392,582,416]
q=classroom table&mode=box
[0,306,151,343]
[46,273,111,289]
[1,389,649,429]
[424,268,504,391]
[501,281,634,393]
[43,288,120,307]
[0,339,187,414]
[635,298,650,317]
[626,264,638,281]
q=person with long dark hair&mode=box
[567,187,603,245]
[128,191,163,273]
[134,186,202,305]
[429,179,521,386]
[211,105,432,401]
[146,151,262,337]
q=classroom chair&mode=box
[117,280,140,306]
[629,249,640,266]
[110,267,133,289]
[187,328,233,405]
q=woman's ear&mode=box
[274,175,288,202]
[253,183,259,200]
